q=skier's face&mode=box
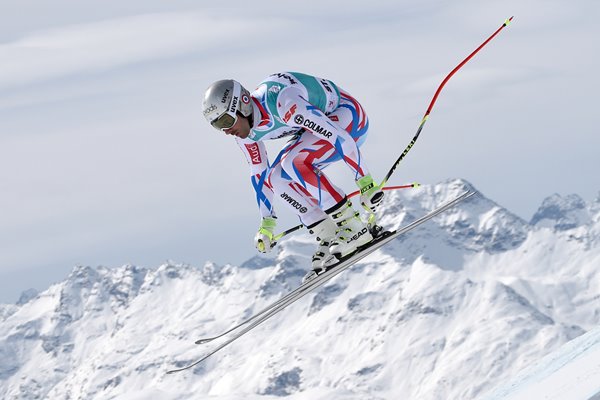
[222,114,251,139]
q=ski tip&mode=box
[464,190,478,199]
[166,367,182,375]
[505,16,514,26]
[166,364,196,374]
[195,336,218,345]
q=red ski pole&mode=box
[381,16,513,187]
[273,17,514,243]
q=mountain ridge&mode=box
[1,178,598,399]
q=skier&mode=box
[202,72,384,281]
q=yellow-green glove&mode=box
[254,216,277,253]
[356,174,384,213]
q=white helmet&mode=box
[202,79,253,130]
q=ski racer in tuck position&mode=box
[202,72,384,282]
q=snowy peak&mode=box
[16,289,39,306]
[56,264,150,318]
[380,178,529,256]
[530,193,596,230]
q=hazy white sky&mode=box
[1,0,598,302]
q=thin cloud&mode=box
[0,12,275,89]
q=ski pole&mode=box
[380,16,514,188]
[272,16,513,244]
[272,183,419,243]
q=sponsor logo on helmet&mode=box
[229,96,239,113]
[203,104,217,116]
[294,114,304,125]
[303,119,333,138]
[241,94,250,104]
[269,85,281,94]
[280,192,307,213]
[244,143,262,165]
[329,115,339,122]
[283,104,297,123]
[221,89,230,103]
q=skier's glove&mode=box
[254,216,277,253]
[356,174,385,214]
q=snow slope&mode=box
[484,325,600,400]
[1,179,599,399]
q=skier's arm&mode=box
[277,87,370,180]
[235,137,276,219]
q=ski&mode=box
[166,190,476,374]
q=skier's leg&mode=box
[267,140,329,228]
[268,139,340,273]
[280,88,370,210]
[276,89,374,278]
[308,89,374,258]
[277,134,344,211]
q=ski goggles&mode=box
[210,111,238,130]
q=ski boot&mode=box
[302,217,339,284]
[328,199,374,260]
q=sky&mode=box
[1,0,599,303]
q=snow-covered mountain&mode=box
[1,179,599,400]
